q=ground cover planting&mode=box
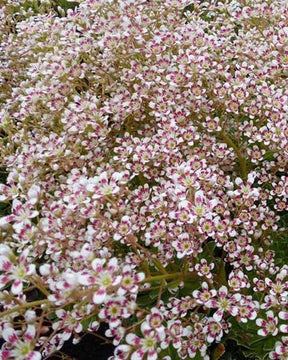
[0,0,287,359]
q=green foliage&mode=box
[271,213,288,264]
[200,240,216,261]
[228,317,279,360]
[53,0,80,15]
[81,315,98,331]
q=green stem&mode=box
[142,272,183,283]
[0,299,50,318]
[30,276,50,297]
[221,131,247,181]
[153,258,168,274]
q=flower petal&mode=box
[27,351,42,360]
[2,328,18,343]
[24,325,36,341]
[280,325,288,333]
[0,274,12,289]
[93,288,106,304]
[126,333,140,346]
[279,311,288,320]
[131,349,144,360]
[11,279,23,295]
[0,215,16,227]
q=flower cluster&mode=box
[0,0,287,359]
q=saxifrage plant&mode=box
[0,0,287,359]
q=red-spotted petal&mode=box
[11,279,23,295]
[2,328,18,343]
[93,288,106,304]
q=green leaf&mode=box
[228,318,278,359]
[201,241,216,261]
[263,337,276,352]
[153,258,167,274]
[148,289,160,299]
[137,294,156,307]
[81,315,98,331]
[179,278,200,297]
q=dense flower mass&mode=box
[0,0,287,359]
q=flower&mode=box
[1,325,41,360]
[117,265,145,296]
[0,0,287,359]
[141,308,165,335]
[192,190,218,218]
[52,309,83,341]
[0,248,36,295]
[206,286,241,321]
[256,311,279,336]
[269,337,288,359]
[195,259,215,279]
[78,258,122,304]
[86,172,126,199]
[193,282,217,304]
[125,324,165,360]
[279,312,288,333]
[204,318,224,343]
[0,200,39,231]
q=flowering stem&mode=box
[142,272,183,283]
[30,276,50,297]
[90,332,113,344]
[157,280,164,307]
[0,299,50,318]
[221,131,248,181]
[153,258,168,274]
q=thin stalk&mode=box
[142,272,183,283]
[221,131,247,181]
[0,299,50,318]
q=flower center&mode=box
[143,337,155,350]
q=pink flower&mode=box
[2,325,41,360]
[106,326,126,346]
[269,337,288,359]
[117,265,145,296]
[195,259,215,279]
[78,258,121,304]
[193,282,217,304]
[247,145,265,163]
[125,325,165,360]
[256,311,279,336]
[230,172,260,199]
[86,172,126,199]
[52,309,83,341]
[204,318,223,343]
[113,216,132,241]
[0,248,36,295]
[192,190,218,218]
[160,320,185,350]
[0,183,19,202]
[265,269,288,297]
[172,233,194,259]
[228,270,250,291]
[141,308,165,335]
[0,200,38,230]
[206,286,241,321]
[279,312,288,333]
[238,296,259,322]
[99,299,126,329]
